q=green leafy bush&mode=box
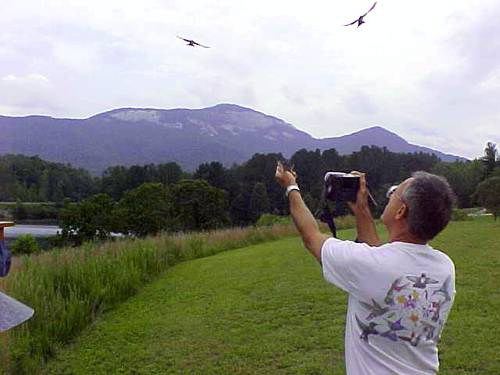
[10,234,40,255]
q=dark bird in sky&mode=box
[344,2,377,27]
[177,36,210,48]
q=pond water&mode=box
[3,225,61,239]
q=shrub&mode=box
[10,234,40,255]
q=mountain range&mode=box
[0,103,464,174]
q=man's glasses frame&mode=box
[386,184,405,203]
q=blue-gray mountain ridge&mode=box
[0,103,464,174]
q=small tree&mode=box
[115,182,171,237]
[170,179,230,231]
[474,176,500,220]
[11,234,39,255]
[481,142,498,178]
[60,193,115,244]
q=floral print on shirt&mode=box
[355,273,453,346]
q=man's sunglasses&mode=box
[386,185,399,199]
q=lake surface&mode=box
[4,225,61,238]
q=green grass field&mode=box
[44,219,500,374]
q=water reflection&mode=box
[4,225,61,238]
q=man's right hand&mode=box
[275,161,297,188]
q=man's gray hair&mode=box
[401,171,456,241]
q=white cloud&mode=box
[0,73,55,115]
[2,73,50,84]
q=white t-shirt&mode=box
[321,238,456,375]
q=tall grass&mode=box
[1,223,308,374]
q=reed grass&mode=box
[1,223,310,374]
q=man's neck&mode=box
[389,228,427,245]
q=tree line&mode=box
[1,142,499,243]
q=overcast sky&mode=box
[1,0,499,159]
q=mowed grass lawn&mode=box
[44,218,499,374]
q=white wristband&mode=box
[285,184,300,197]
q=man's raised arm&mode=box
[275,161,329,263]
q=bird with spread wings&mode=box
[344,2,377,27]
[177,36,210,48]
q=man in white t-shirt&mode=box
[275,164,456,374]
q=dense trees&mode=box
[0,155,95,202]
[2,140,499,243]
[59,180,229,244]
[101,162,184,200]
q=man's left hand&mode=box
[347,171,370,214]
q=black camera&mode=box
[324,172,360,203]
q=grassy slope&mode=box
[45,219,499,374]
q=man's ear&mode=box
[395,204,408,220]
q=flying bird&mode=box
[177,36,210,48]
[344,2,377,27]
